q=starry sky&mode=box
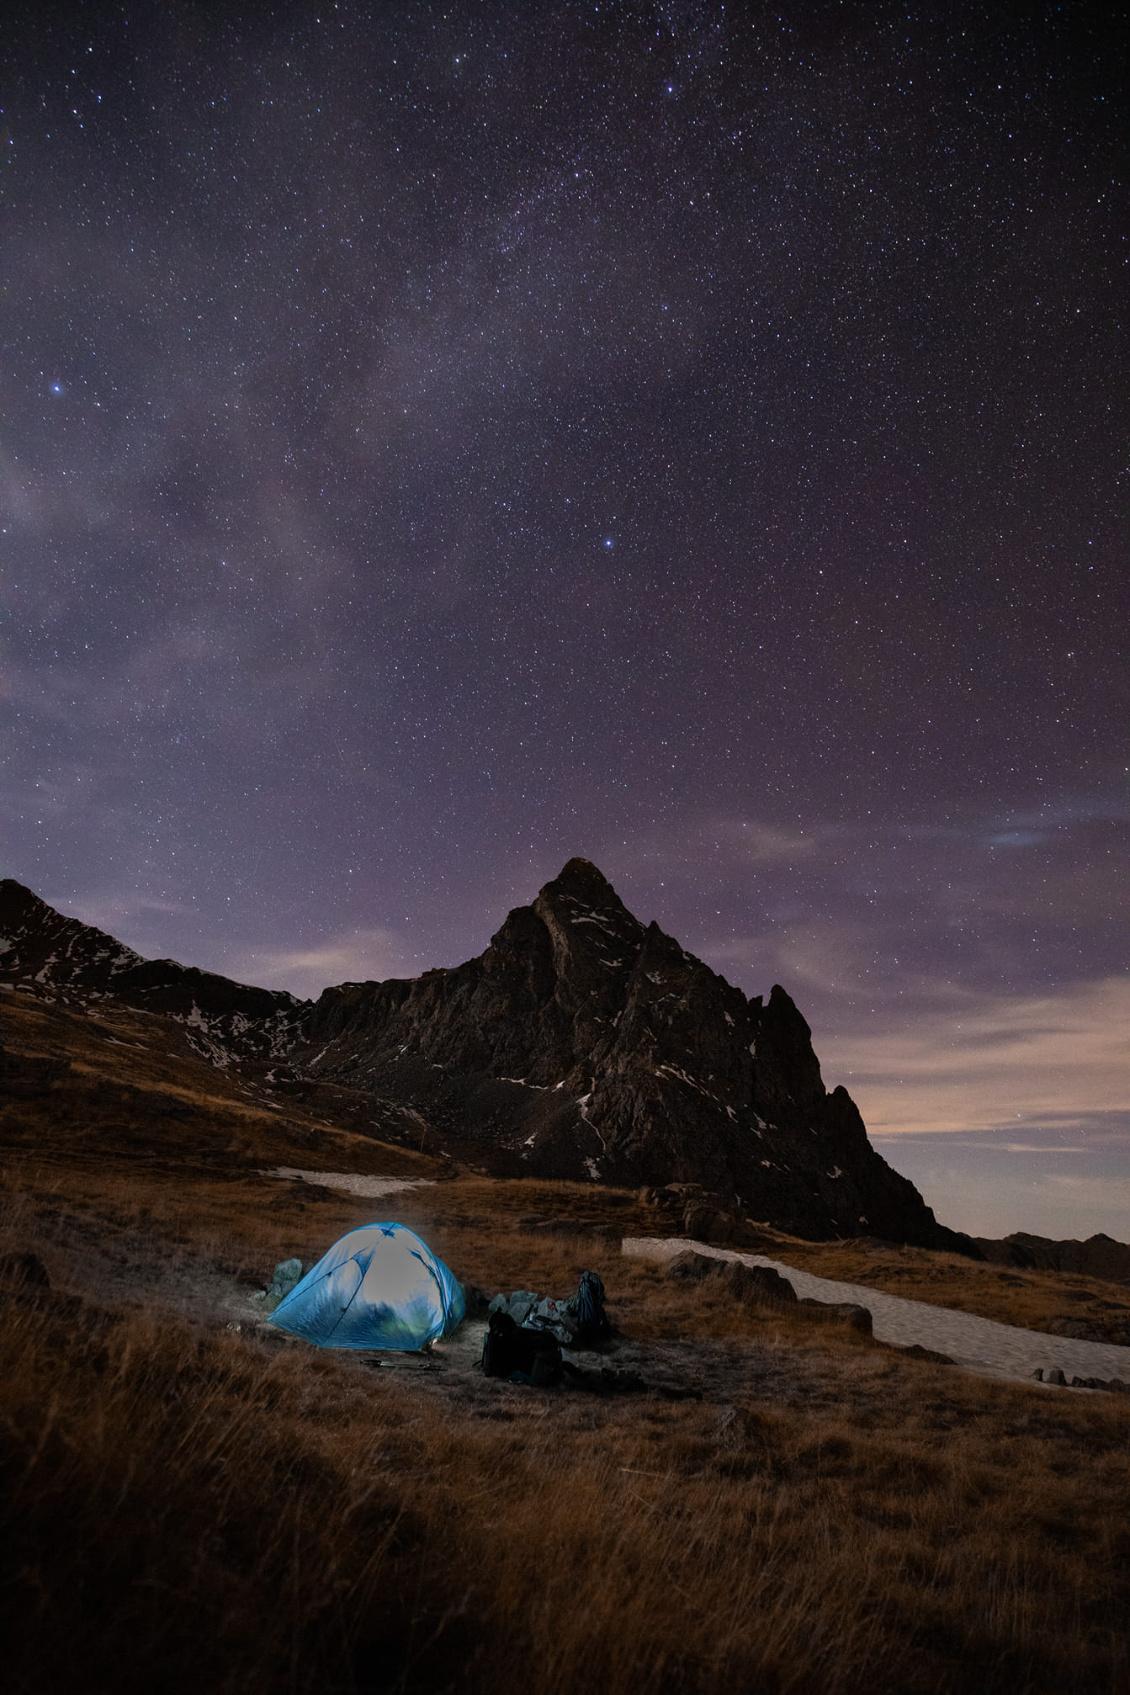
[5,2,1127,1239]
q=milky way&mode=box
[4,4,1127,1236]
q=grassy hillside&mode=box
[3,986,1129,1693]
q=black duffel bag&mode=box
[481,1310,563,1385]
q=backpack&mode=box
[564,1270,611,1341]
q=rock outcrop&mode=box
[287,859,972,1249]
[0,879,301,1066]
[0,862,977,1250]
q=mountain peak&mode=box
[540,857,621,902]
[1,871,971,1251]
[533,859,644,953]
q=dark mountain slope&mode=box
[974,1232,1130,1283]
[1,863,970,1249]
[0,879,301,1067]
[291,860,970,1249]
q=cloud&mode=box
[225,928,405,1000]
[873,1159,1130,1241]
[709,917,881,995]
[819,976,1130,1142]
[62,892,195,931]
[709,819,819,868]
[972,1144,1088,1155]
[619,814,819,876]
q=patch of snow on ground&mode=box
[262,1168,435,1199]
[34,953,59,983]
[622,1237,1130,1388]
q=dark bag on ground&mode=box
[564,1269,611,1342]
[481,1311,563,1384]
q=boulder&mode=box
[799,1297,873,1334]
[683,1205,735,1242]
[269,1258,303,1300]
[680,1207,776,1250]
[899,1343,954,1365]
[719,1261,798,1307]
[1046,1317,1106,1342]
[665,1250,727,1282]
[664,1251,799,1312]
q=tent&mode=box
[269,1222,466,1350]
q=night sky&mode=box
[5,3,1127,1239]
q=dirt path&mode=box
[623,1236,1130,1387]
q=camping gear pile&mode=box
[481,1270,629,1388]
[486,1269,611,1345]
[261,1226,692,1397]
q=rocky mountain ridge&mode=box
[973,1232,1130,1284]
[0,879,299,1068]
[0,863,970,1250]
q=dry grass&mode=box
[0,990,447,1179]
[4,988,1130,1691]
[4,1181,1130,1695]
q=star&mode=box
[4,0,1124,1241]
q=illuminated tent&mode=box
[269,1221,465,1351]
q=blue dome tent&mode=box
[269,1222,466,1350]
